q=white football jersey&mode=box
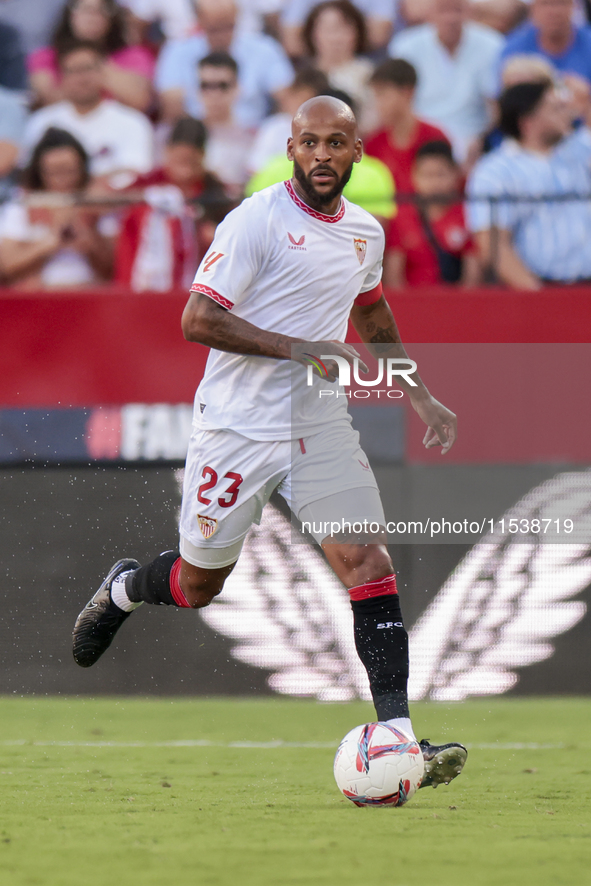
[190,180,385,441]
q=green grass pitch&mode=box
[0,697,589,886]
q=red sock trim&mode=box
[348,573,397,601]
[169,557,191,608]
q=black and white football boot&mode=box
[72,558,140,668]
[419,739,468,788]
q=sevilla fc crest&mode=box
[197,514,218,539]
[354,238,367,265]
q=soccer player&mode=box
[72,96,467,790]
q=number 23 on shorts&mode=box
[197,466,244,508]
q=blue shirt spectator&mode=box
[500,0,591,84]
[389,1,503,162]
[467,81,591,286]
[155,0,294,125]
[0,84,27,196]
[0,0,66,54]
[0,20,27,90]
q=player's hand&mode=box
[292,341,368,382]
[412,395,457,455]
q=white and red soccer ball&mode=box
[334,723,424,807]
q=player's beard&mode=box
[292,159,354,211]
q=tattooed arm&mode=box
[350,295,457,453]
[182,290,362,378]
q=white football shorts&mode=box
[179,419,385,567]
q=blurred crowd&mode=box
[0,0,591,291]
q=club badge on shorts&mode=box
[354,238,367,265]
[197,514,218,539]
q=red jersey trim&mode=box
[355,283,383,306]
[284,179,345,224]
[191,283,234,310]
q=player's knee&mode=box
[181,579,221,609]
[340,544,393,582]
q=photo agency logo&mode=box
[303,353,418,400]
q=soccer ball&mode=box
[333,723,424,807]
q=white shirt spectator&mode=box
[22,99,154,177]
[0,200,111,286]
[389,22,503,161]
[0,85,27,145]
[467,127,591,282]
[155,31,294,127]
[248,111,291,173]
[121,0,283,38]
[120,0,196,40]
[205,122,255,188]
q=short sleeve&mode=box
[190,199,266,310]
[0,91,27,143]
[113,112,154,173]
[466,153,523,233]
[355,226,385,305]
[155,39,188,92]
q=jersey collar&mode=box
[284,180,346,224]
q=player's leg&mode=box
[71,550,240,669]
[322,532,467,788]
[73,429,290,667]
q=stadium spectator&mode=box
[120,0,197,40]
[0,127,114,288]
[121,0,283,41]
[467,80,591,287]
[28,0,155,112]
[0,86,28,197]
[389,0,504,161]
[468,0,529,34]
[22,43,154,183]
[0,19,27,91]
[247,67,330,174]
[155,0,293,124]
[500,0,591,84]
[0,0,66,56]
[384,140,480,287]
[195,52,254,190]
[281,0,398,57]
[116,117,230,291]
[301,1,375,131]
[365,58,451,195]
[465,53,557,164]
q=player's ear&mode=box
[354,138,363,164]
[287,137,294,161]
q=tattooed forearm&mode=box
[369,325,399,344]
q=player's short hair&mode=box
[56,40,106,66]
[198,51,238,77]
[23,127,90,191]
[302,0,368,57]
[370,58,418,90]
[290,67,331,96]
[498,81,552,140]
[415,140,455,166]
[168,117,208,152]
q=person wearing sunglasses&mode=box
[197,51,254,192]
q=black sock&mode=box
[125,550,179,606]
[351,594,410,720]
